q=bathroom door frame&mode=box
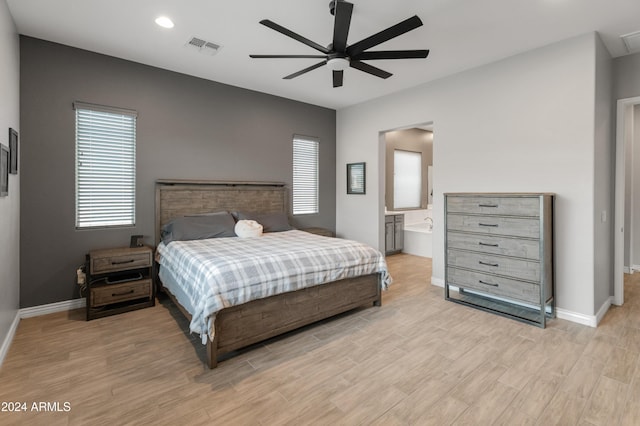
[614,95,640,306]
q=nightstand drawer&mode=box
[91,279,152,307]
[302,227,335,237]
[90,250,152,274]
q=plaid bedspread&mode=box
[156,230,391,343]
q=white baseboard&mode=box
[19,298,85,319]
[632,265,640,273]
[594,296,613,326]
[431,277,444,287]
[0,299,86,368]
[624,266,631,274]
[556,299,611,328]
[0,310,21,368]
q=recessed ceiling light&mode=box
[155,16,174,29]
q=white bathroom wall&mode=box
[337,33,602,318]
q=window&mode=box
[393,149,422,209]
[74,102,137,229]
[292,135,319,215]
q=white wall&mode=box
[0,0,20,359]
[593,34,614,312]
[337,33,600,317]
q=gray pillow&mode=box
[161,212,236,244]
[235,211,292,232]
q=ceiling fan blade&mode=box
[332,1,353,52]
[353,50,429,60]
[283,60,327,80]
[333,70,344,88]
[250,54,327,59]
[260,20,330,54]
[347,15,423,57]
[350,60,392,79]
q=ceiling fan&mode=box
[249,0,429,88]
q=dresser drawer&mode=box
[447,232,540,260]
[447,267,541,304]
[447,214,540,239]
[447,196,540,217]
[91,250,152,274]
[90,279,152,307]
[447,249,540,282]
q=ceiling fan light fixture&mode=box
[327,57,350,71]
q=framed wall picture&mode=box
[0,144,8,196]
[9,128,17,174]
[347,162,366,194]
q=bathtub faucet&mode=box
[424,217,433,230]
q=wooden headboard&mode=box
[155,179,288,246]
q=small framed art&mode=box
[0,144,8,196]
[347,162,366,195]
[9,128,18,174]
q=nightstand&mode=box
[86,246,154,320]
[302,227,335,237]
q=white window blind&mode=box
[394,149,422,209]
[293,135,319,215]
[75,102,137,229]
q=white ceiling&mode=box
[7,0,640,110]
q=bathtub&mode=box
[403,222,433,258]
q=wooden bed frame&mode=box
[155,180,382,368]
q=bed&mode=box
[154,180,390,368]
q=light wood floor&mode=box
[1,254,639,425]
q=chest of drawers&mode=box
[444,193,555,327]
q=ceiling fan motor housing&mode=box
[329,0,342,16]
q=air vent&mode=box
[185,37,222,56]
[621,31,640,54]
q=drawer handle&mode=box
[479,280,499,287]
[479,261,499,267]
[111,259,135,265]
[479,223,498,227]
[479,242,499,247]
[478,204,498,208]
[112,289,135,297]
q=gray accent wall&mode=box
[20,36,336,308]
[0,0,20,358]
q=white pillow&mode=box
[234,220,263,238]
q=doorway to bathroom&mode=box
[381,123,434,258]
[614,96,640,305]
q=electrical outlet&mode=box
[76,268,86,285]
